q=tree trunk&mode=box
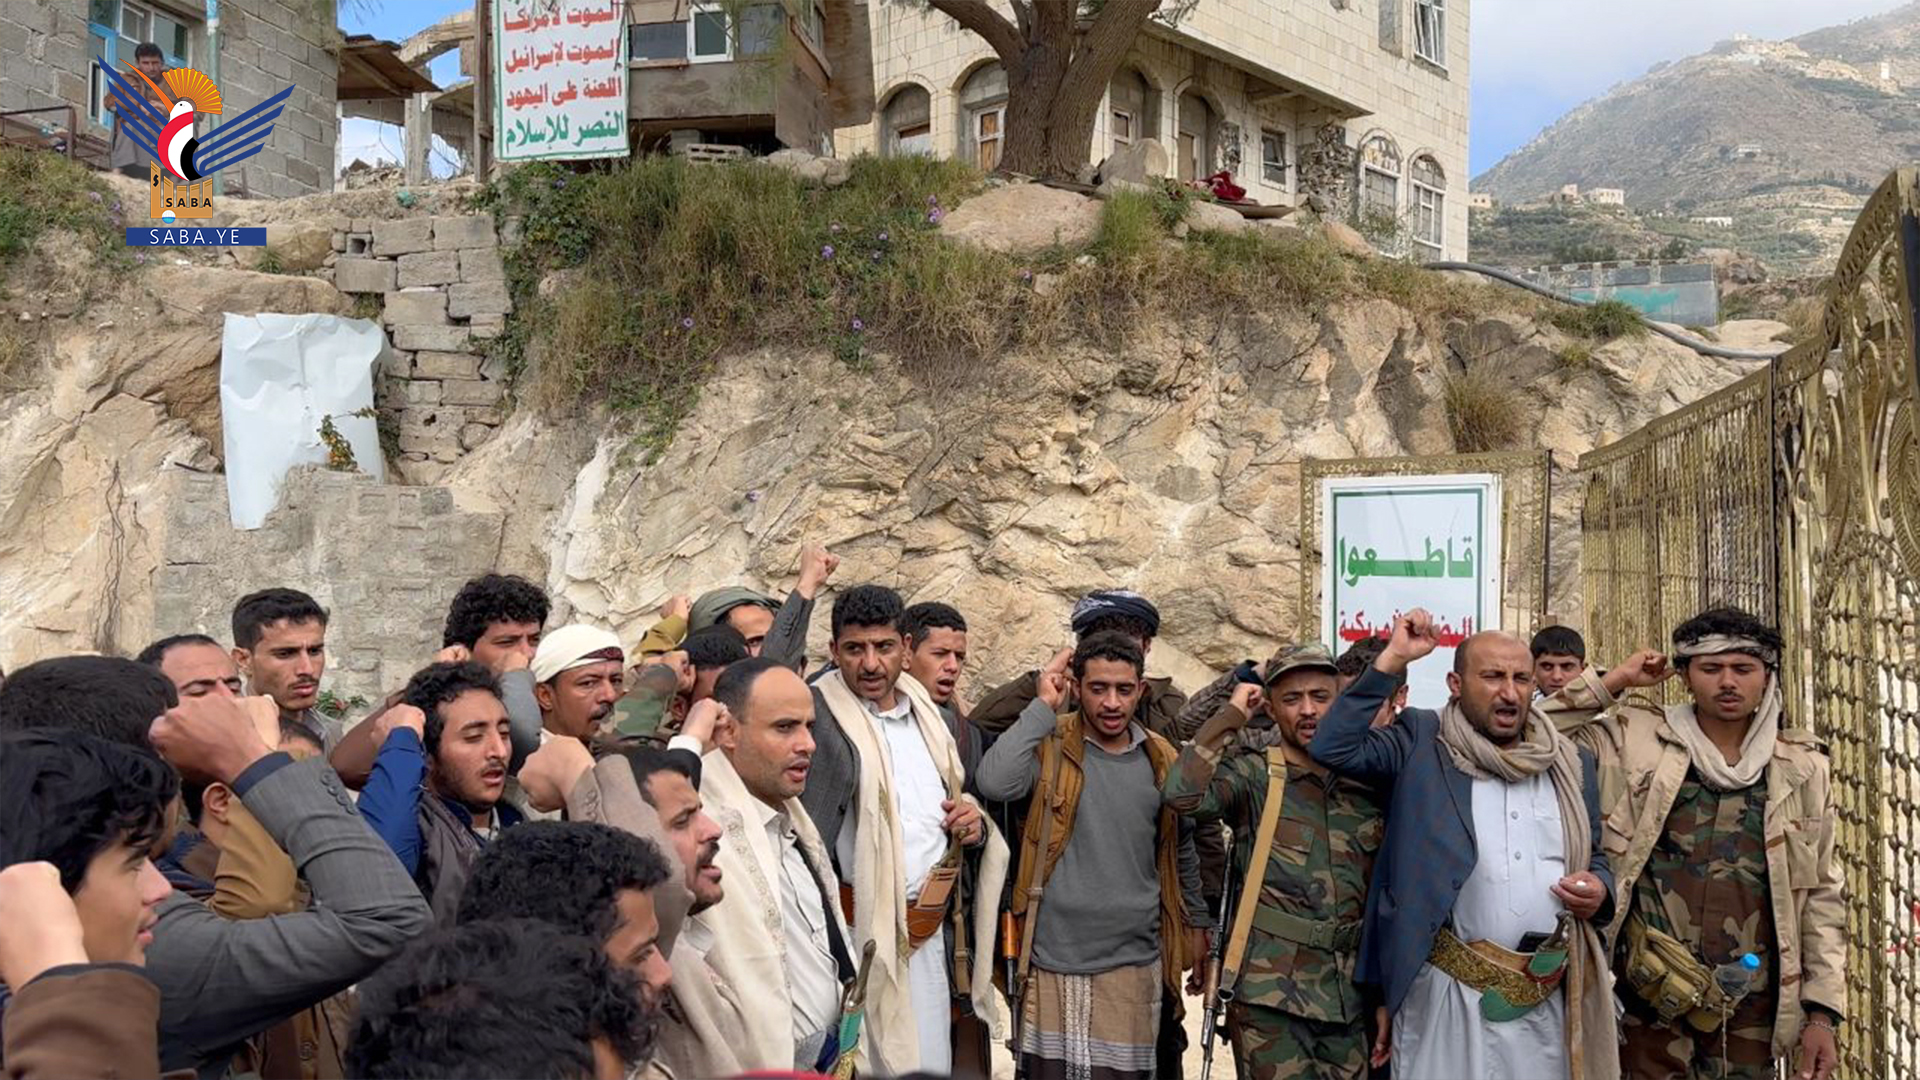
[931,0,1165,181]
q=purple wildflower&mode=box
[1020,268,1033,281]
[870,250,881,262]
[680,316,695,329]
[746,489,763,503]
[821,244,836,259]
[851,317,865,332]
[877,230,890,242]
[927,194,939,206]
[927,208,944,224]
[88,191,101,202]
[552,176,567,189]
[830,222,843,234]
[112,202,121,213]
[133,252,145,263]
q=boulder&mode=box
[938,183,1102,255]
[1096,138,1169,186]
[1321,220,1375,258]
[1186,199,1251,235]
[763,149,852,188]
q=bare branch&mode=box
[928,0,1025,62]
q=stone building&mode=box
[0,0,341,198]
[836,0,1471,260]
[1586,187,1625,206]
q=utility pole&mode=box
[472,0,492,184]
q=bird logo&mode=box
[94,62,294,221]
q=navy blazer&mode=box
[1308,667,1615,1016]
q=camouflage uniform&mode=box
[604,663,680,747]
[1619,772,1776,1078]
[1164,681,1384,1080]
[1600,699,1847,1077]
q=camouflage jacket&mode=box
[1602,702,1846,1053]
[606,663,681,747]
[1163,702,1384,1023]
[1532,667,1628,815]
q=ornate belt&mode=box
[1428,925,1570,1021]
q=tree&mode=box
[927,1,1194,180]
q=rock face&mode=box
[938,183,1104,255]
[0,184,1770,709]
[531,306,1764,692]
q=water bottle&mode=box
[1713,952,1761,1004]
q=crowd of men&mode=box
[0,539,1846,1080]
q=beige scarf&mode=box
[1438,702,1621,1080]
[691,747,848,1071]
[565,758,748,1080]
[814,670,1010,1074]
[1662,676,1782,792]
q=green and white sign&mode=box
[1322,473,1503,707]
[495,0,629,162]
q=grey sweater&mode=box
[976,699,1203,975]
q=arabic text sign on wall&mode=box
[495,0,629,162]
[1321,474,1503,709]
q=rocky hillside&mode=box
[1473,4,1918,273]
[0,150,1783,708]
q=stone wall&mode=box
[327,213,520,482]
[152,467,507,719]
[0,1,339,200]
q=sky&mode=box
[336,0,1908,182]
[1469,0,1906,178]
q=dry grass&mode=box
[480,155,1543,454]
[1443,369,1525,452]
[1548,298,1647,341]
[0,320,41,389]
[1775,294,1826,344]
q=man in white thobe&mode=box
[1311,612,1621,1080]
[801,585,1007,1076]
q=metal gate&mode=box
[1576,168,1920,1077]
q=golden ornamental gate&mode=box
[1577,168,1920,1078]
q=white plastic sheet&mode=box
[220,313,386,529]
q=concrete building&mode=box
[1587,187,1625,206]
[0,1,344,198]
[1468,191,1493,209]
[836,0,1472,260]
[622,0,874,155]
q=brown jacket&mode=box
[1602,704,1846,1052]
[1007,710,1190,1015]
[2,965,162,1080]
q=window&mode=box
[1357,134,1402,222]
[689,5,731,62]
[1410,155,1445,255]
[1414,0,1446,66]
[1260,129,1287,186]
[630,22,686,62]
[958,63,1008,171]
[1176,92,1213,182]
[801,1,826,47]
[1108,66,1153,154]
[881,85,932,157]
[89,2,197,128]
[975,107,1004,171]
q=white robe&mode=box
[1393,772,1572,1080]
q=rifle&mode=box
[996,799,1020,1055]
[1199,851,1237,1080]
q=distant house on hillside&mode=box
[837,0,1473,261]
[1468,191,1493,209]
[1587,187,1625,206]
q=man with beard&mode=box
[1165,644,1388,1079]
[514,727,753,1080]
[331,573,552,788]
[358,662,521,921]
[231,588,331,748]
[1310,611,1617,1080]
[696,657,855,1071]
[802,585,1005,1076]
[531,626,627,742]
[976,632,1205,1080]
[1560,608,1843,1080]
[456,821,675,1012]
